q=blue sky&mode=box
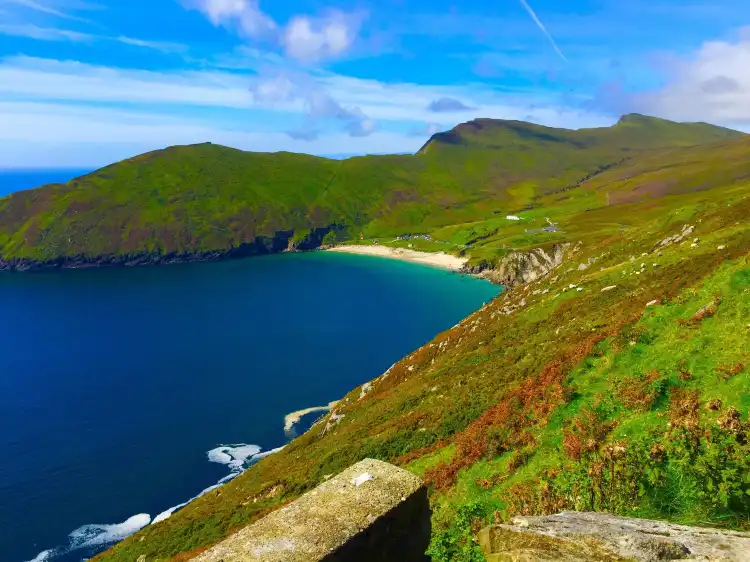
[0,0,749,167]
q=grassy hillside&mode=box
[2,114,748,561]
[0,115,743,266]
[56,122,748,561]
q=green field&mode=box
[2,113,749,561]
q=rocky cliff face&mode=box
[479,512,750,562]
[464,243,571,287]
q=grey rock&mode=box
[479,511,750,561]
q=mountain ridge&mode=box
[0,114,744,271]
[2,112,747,562]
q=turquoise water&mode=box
[0,252,499,562]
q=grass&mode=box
[0,115,743,265]
[1,115,748,561]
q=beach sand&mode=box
[284,401,339,434]
[325,245,468,271]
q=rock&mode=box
[479,511,750,562]
[718,245,726,250]
[137,556,147,562]
[359,382,372,400]
[194,459,431,562]
[474,243,571,287]
[656,224,694,250]
[601,285,617,292]
[576,287,583,292]
[646,300,659,307]
[691,243,699,248]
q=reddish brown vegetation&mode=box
[563,409,618,461]
[668,388,701,431]
[617,370,663,411]
[716,363,745,381]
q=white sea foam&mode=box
[207,444,262,471]
[152,501,189,524]
[154,444,284,524]
[29,443,285,556]
[26,549,54,562]
[69,513,151,548]
[252,445,285,461]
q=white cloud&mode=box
[250,72,378,137]
[185,0,276,38]
[0,56,621,166]
[627,33,750,125]
[0,56,257,108]
[0,56,616,128]
[282,12,361,62]
[408,122,442,137]
[184,0,363,62]
[0,101,423,167]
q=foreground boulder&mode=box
[195,458,430,561]
[478,511,750,561]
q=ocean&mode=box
[0,249,500,562]
[0,169,90,197]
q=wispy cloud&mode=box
[250,72,379,138]
[604,32,750,126]
[518,0,567,62]
[1,0,92,22]
[115,36,188,54]
[427,97,475,112]
[0,101,423,167]
[0,56,615,127]
[0,24,188,53]
[183,0,276,39]
[408,122,442,137]
[0,23,92,41]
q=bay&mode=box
[0,251,499,562]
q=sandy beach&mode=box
[284,400,339,434]
[325,245,468,271]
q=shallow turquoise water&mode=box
[0,251,499,562]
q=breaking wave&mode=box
[26,443,284,562]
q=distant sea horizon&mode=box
[0,169,92,197]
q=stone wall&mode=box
[195,458,431,562]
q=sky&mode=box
[0,0,749,168]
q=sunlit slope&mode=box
[0,115,743,265]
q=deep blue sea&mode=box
[0,248,499,562]
[0,169,91,197]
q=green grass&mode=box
[2,115,748,561]
[0,115,743,265]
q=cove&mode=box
[0,251,500,562]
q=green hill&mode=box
[0,115,743,269]
[2,114,750,562]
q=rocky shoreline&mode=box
[0,225,341,272]
[0,230,572,292]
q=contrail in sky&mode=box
[519,0,568,62]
